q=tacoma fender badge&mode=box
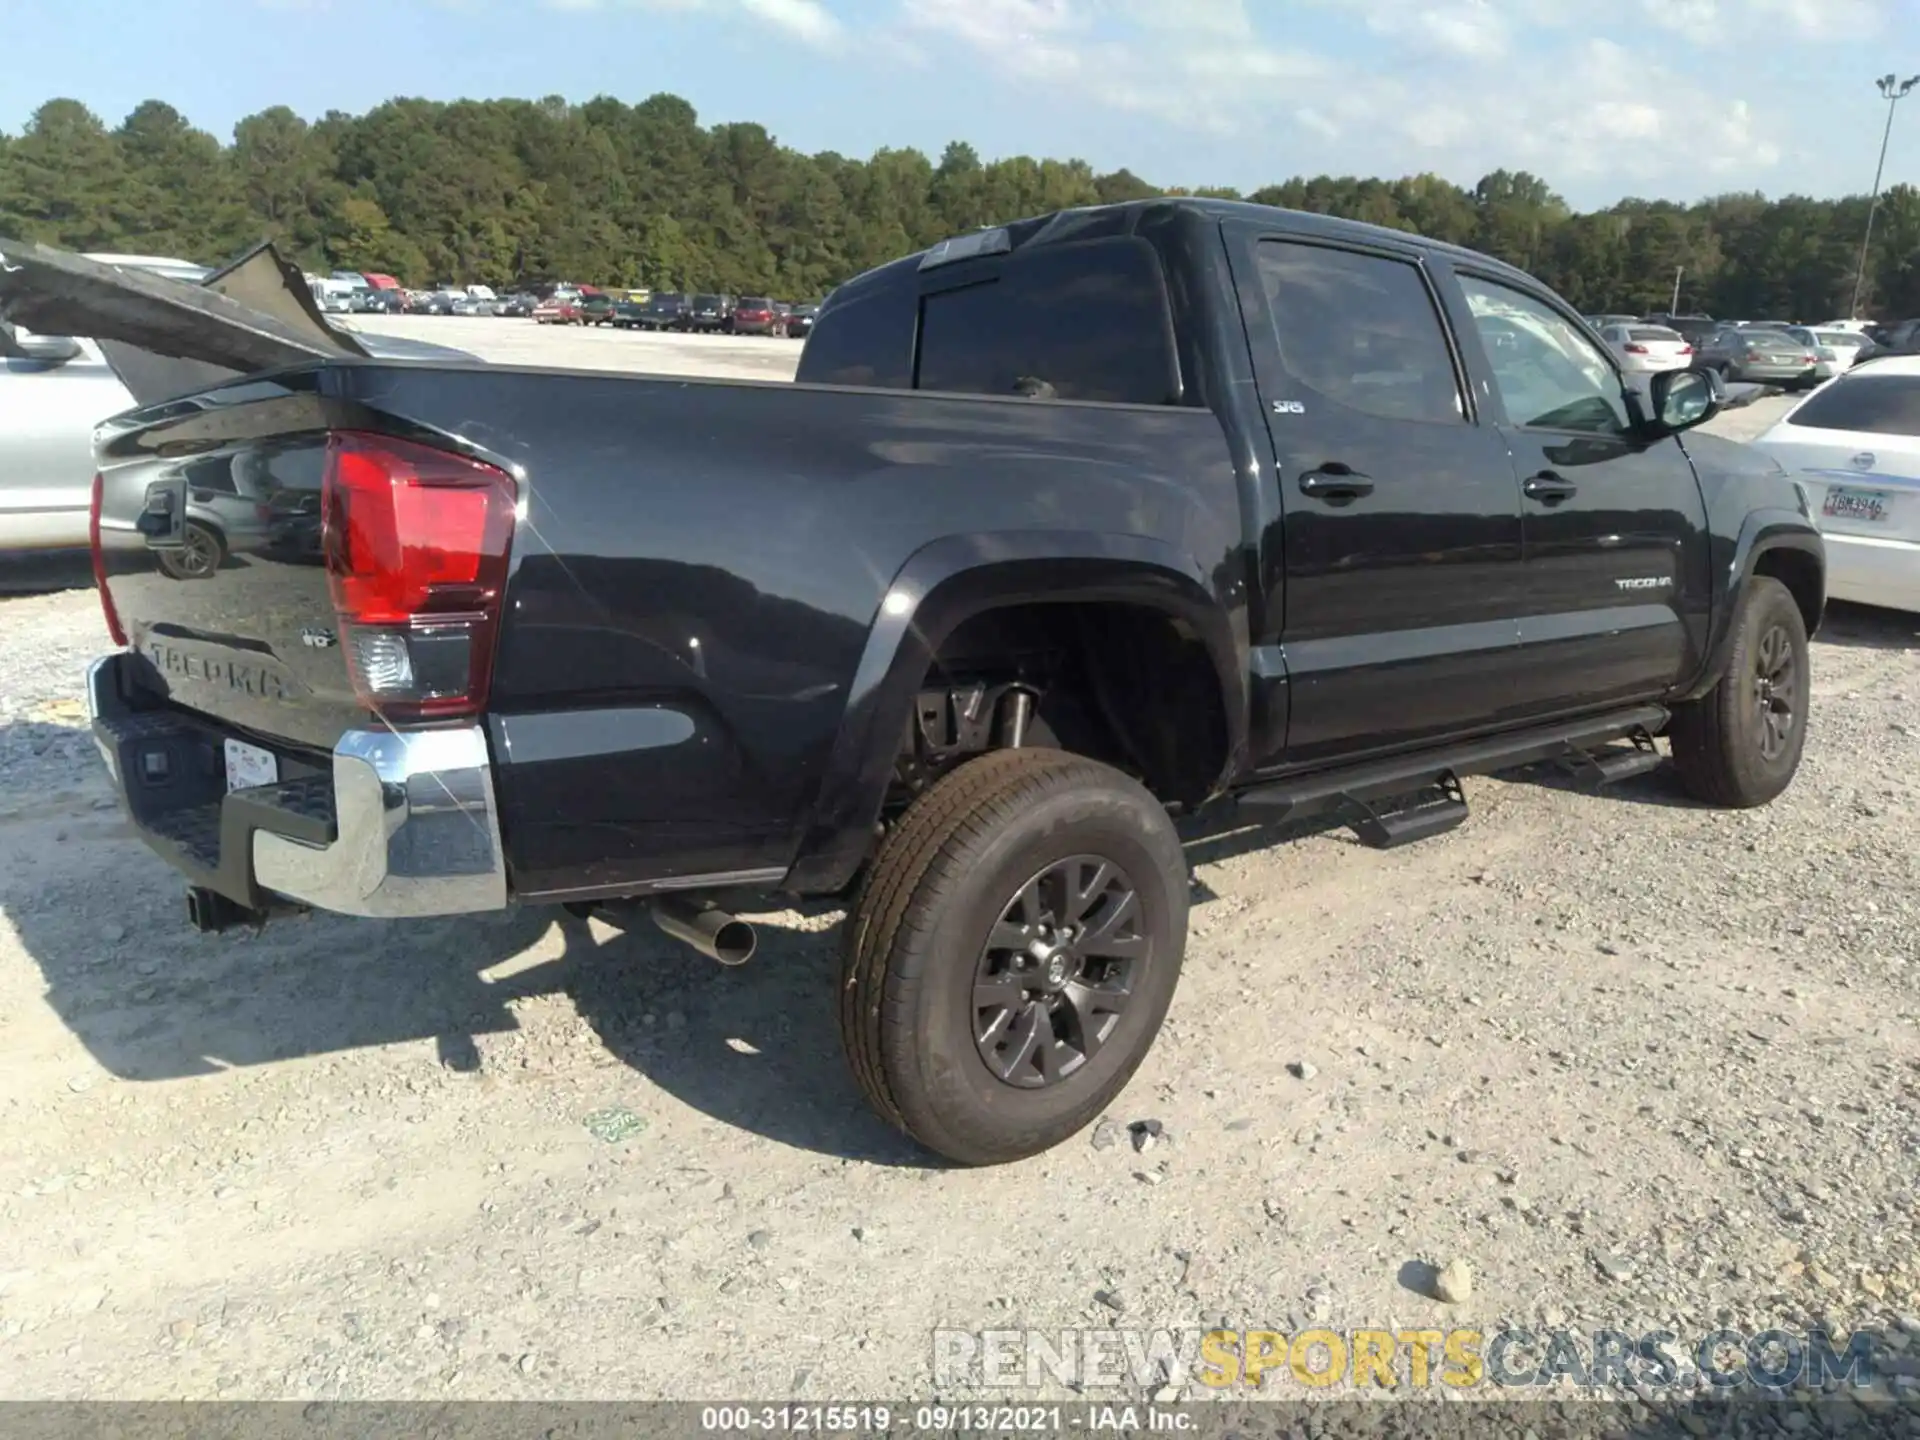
[300,627,337,648]
[1614,577,1672,591]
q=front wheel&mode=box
[1668,575,1810,808]
[840,748,1188,1165]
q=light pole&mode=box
[1850,73,1920,320]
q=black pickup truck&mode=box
[0,201,1824,1165]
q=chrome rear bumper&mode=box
[87,653,507,919]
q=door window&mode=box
[1458,274,1631,435]
[1254,241,1464,425]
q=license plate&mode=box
[224,738,279,792]
[1823,486,1891,523]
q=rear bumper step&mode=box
[87,653,507,920]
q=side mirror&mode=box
[1648,366,1720,435]
[0,321,83,366]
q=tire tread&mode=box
[839,748,1088,1135]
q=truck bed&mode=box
[95,358,1241,905]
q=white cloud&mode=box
[884,0,1882,198]
[540,0,840,47]
[738,0,840,45]
[1347,0,1514,58]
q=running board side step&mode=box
[1236,705,1669,849]
[1562,730,1663,787]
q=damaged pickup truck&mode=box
[0,200,1824,1164]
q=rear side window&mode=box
[1787,374,1920,436]
[798,283,915,390]
[1254,240,1464,425]
[914,238,1181,405]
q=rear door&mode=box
[1756,369,1920,608]
[1443,267,1712,717]
[1224,222,1526,768]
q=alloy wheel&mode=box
[1752,621,1798,761]
[971,854,1147,1089]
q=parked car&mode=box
[1751,355,1920,614]
[636,292,687,331]
[450,296,493,317]
[611,299,649,329]
[0,242,473,565]
[578,294,618,327]
[360,289,407,314]
[416,291,461,317]
[1866,319,1920,355]
[1597,322,1693,374]
[9,202,1823,1166]
[1758,325,1855,385]
[683,293,734,332]
[731,297,781,336]
[786,302,818,339]
[1643,313,1719,350]
[498,294,536,318]
[1696,325,1818,387]
[532,296,581,325]
[1811,329,1872,374]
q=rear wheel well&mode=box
[1751,546,1823,636]
[891,600,1228,815]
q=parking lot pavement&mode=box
[347,314,804,383]
[1,347,1915,1403]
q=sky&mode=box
[2,0,1917,210]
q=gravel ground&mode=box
[1,351,1917,1418]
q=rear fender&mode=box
[782,530,1246,894]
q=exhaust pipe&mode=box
[649,896,756,966]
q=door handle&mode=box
[1298,464,1375,501]
[1523,471,1578,504]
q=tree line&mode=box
[2,93,1918,320]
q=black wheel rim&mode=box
[972,854,1147,1090]
[1753,621,1797,761]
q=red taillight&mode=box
[89,472,127,646]
[1624,343,1649,354]
[321,431,516,721]
[1679,345,1693,355]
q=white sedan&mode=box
[1598,322,1694,374]
[1752,355,1920,614]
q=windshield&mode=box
[1629,327,1681,342]
[693,294,724,307]
[1817,331,1865,348]
[740,297,771,309]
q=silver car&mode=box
[1697,325,1819,387]
[1,253,473,572]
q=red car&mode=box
[731,297,782,336]
[532,296,581,325]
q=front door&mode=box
[1227,224,1527,768]
[1443,269,1712,719]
